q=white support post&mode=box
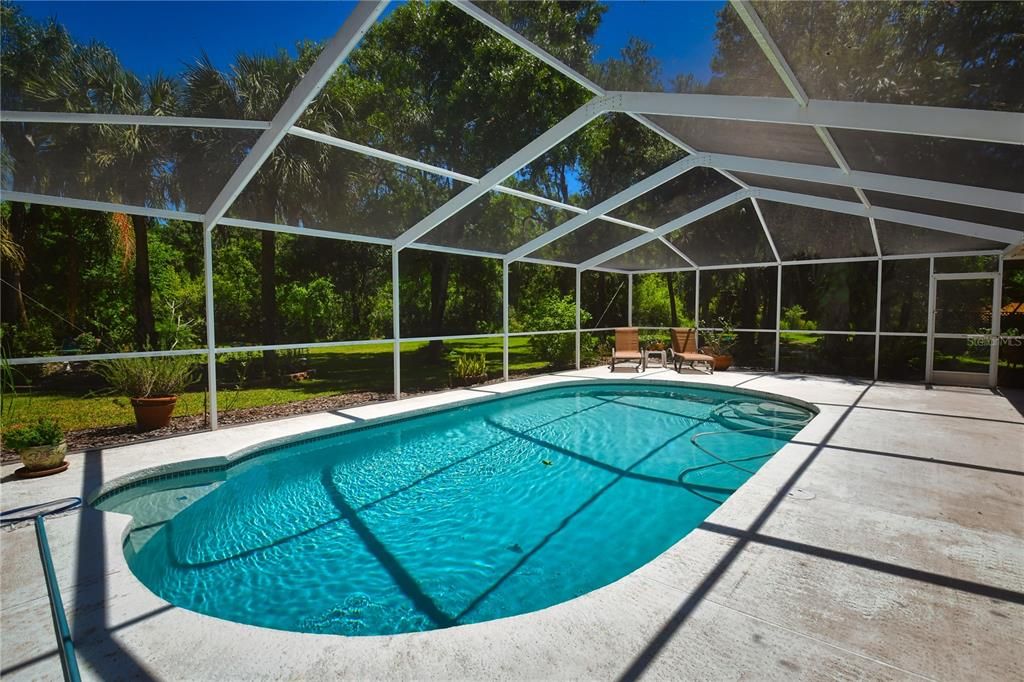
[503,262,510,381]
[925,258,936,382]
[775,264,782,373]
[874,260,883,380]
[392,248,401,400]
[202,1,387,229]
[694,269,701,348]
[627,274,633,327]
[991,257,1003,388]
[575,269,582,370]
[203,226,218,429]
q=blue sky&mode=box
[15,0,722,85]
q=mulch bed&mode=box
[1,391,391,464]
[0,369,576,465]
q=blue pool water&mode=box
[98,382,813,636]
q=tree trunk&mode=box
[666,272,679,327]
[3,202,29,325]
[131,214,157,349]
[427,253,450,362]
[260,229,278,378]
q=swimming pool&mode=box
[97,381,814,636]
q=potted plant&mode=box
[4,418,68,477]
[700,319,738,371]
[94,356,197,431]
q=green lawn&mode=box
[8,337,568,432]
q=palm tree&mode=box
[181,50,334,377]
[7,6,171,349]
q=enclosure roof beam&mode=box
[0,111,272,130]
[393,95,610,249]
[730,0,876,237]
[201,0,388,232]
[504,155,705,263]
[752,189,1023,243]
[0,190,204,223]
[609,92,1024,145]
[704,154,1024,213]
[578,191,752,270]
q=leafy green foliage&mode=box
[780,304,818,331]
[3,417,64,449]
[450,352,488,381]
[519,295,594,365]
[92,355,199,398]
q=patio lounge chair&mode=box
[611,327,644,372]
[670,327,715,374]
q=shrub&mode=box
[93,355,198,398]
[519,295,595,366]
[781,304,818,331]
[451,353,488,380]
[3,418,64,450]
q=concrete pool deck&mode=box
[1,367,1022,680]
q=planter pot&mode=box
[712,354,734,371]
[18,441,68,472]
[131,395,178,431]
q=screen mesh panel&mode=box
[500,113,687,210]
[529,219,641,265]
[472,1,791,98]
[632,271,696,326]
[875,221,1006,256]
[647,117,839,167]
[1,122,259,212]
[509,261,576,333]
[581,270,628,327]
[418,191,575,254]
[781,262,878,331]
[865,191,1024,232]
[880,259,928,333]
[831,130,1024,194]
[753,0,1024,113]
[665,199,774,266]
[758,201,876,260]
[733,172,861,202]
[607,167,739,228]
[229,137,469,239]
[213,225,392,346]
[299,2,591,179]
[600,239,690,271]
[699,266,778,329]
[877,336,927,382]
[398,250,501,338]
[779,333,874,378]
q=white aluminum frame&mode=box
[3,0,1023,434]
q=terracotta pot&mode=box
[19,441,68,472]
[712,354,733,371]
[131,395,178,431]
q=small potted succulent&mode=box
[94,356,197,431]
[700,318,738,371]
[4,418,68,476]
